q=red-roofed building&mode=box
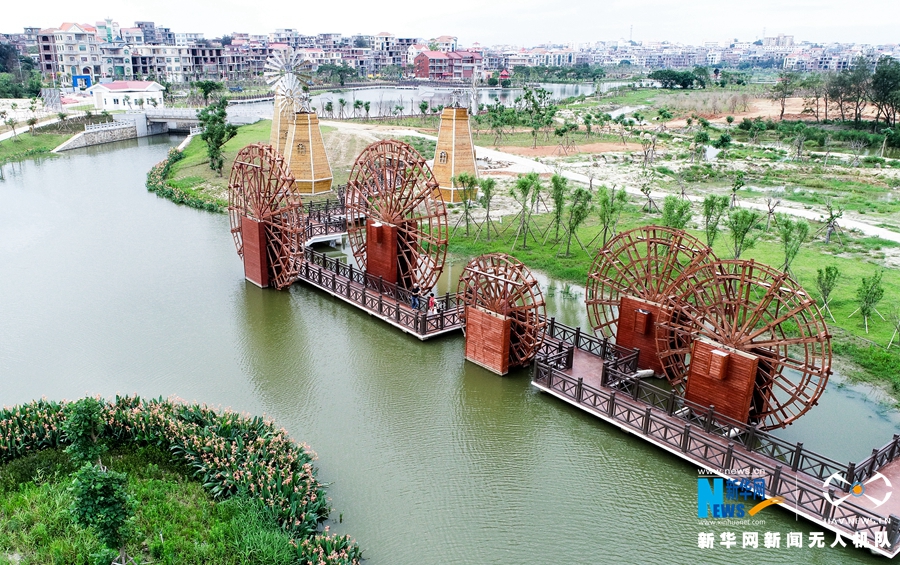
[87,80,165,110]
[414,50,482,81]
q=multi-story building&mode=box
[188,45,226,80]
[174,32,204,46]
[414,50,482,81]
[130,45,194,82]
[37,23,102,87]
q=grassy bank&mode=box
[0,446,304,564]
[0,131,69,165]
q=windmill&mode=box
[264,50,332,195]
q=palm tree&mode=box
[353,99,363,118]
[324,101,334,119]
[363,101,370,120]
[337,98,346,119]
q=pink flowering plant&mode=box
[0,395,361,564]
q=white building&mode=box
[87,80,165,111]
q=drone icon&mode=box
[823,471,892,508]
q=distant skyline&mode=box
[5,0,898,47]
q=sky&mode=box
[4,0,898,47]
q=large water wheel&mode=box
[656,260,831,430]
[345,140,448,291]
[458,254,546,374]
[228,143,304,289]
[585,226,716,377]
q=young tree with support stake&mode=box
[451,172,479,237]
[475,177,498,243]
[546,174,569,243]
[509,172,542,251]
[561,187,593,257]
[661,195,692,230]
[851,270,885,334]
[776,214,809,274]
[724,208,761,259]
[701,194,729,247]
[815,265,840,323]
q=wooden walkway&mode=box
[531,318,900,558]
[297,248,463,340]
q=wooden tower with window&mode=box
[432,106,477,203]
[270,108,333,195]
[265,50,333,195]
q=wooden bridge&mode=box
[531,319,900,558]
[298,247,464,339]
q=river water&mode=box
[1,137,897,564]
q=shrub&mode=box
[0,396,361,563]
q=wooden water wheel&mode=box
[345,139,448,291]
[228,143,304,289]
[585,226,716,340]
[585,226,716,377]
[656,260,831,430]
[458,254,546,373]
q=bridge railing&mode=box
[852,434,900,485]
[532,361,900,550]
[300,248,463,336]
[85,121,132,132]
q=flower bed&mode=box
[0,395,360,564]
[146,148,225,213]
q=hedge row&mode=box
[0,395,360,564]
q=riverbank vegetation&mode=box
[0,396,360,564]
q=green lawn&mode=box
[166,120,273,206]
[0,446,299,564]
[0,132,69,165]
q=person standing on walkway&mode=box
[427,292,436,314]
[410,282,421,310]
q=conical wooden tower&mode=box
[432,106,477,203]
[270,105,333,195]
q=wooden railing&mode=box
[299,248,463,336]
[540,317,639,374]
[853,434,900,485]
[532,360,900,550]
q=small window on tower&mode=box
[297,143,306,155]
[439,151,447,164]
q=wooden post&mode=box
[681,424,692,453]
[822,489,835,519]
[378,292,383,315]
[317,265,323,285]
[642,406,652,435]
[790,442,804,472]
[419,311,427,334]
[395,301,401,321]
[549,317,556,339]
[724,442,734,470]
[747,424,758,450]
[575,377,583,402]
[869,448,879,476]
[361,285,366,307]
[600,365,608,387]
[631,378,640,400]
[771,464,782,494]
[666,388,676,416]
[704,405,715,433]
[607,391,616,417]
[565,345,574,369]
[890,434,900,462]
[888,515,900,547]
[444,292,450,312]
[331,271,336,290]
[573,326,582,349]
[378,275,384,295]
[846,462,856,486]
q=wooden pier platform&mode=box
[532,318,900,558]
